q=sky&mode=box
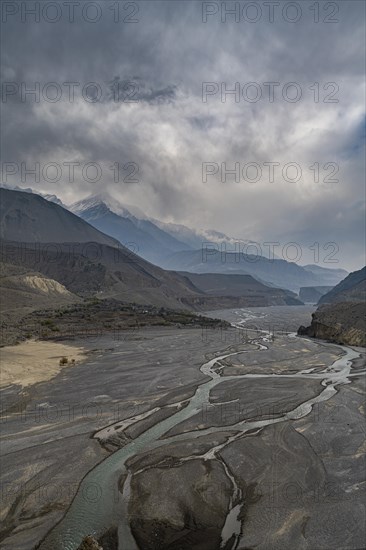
[1,0,365,271]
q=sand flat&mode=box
[0,339,87,388]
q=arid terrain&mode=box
[1,306,365,550]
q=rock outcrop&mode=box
[129,459,232,550]
[298,302,366,347]
[76,535,103,550]
[299,267,366,346]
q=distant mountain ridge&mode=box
[301,264,349,287]
[1,189,305,326]
[70,195,192,264]
[299,286,333,303]
[162,249,347,293]
[1,188,349,295]
[70,193,280,261]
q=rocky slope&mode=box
[0,189,205,310]
[0,239,204,315]
[76,536,102,550]
[299,285,332,303]
[298,267,366,346]
[0,261,82,345]
[298,302,365,346]
[318,266,366,304]
[0,188,119,246]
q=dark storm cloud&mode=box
[1,0,365,270]
[107,77,177,104]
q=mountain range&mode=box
[0,189,201,310]
[1,187,364,349]
[0,188,301,336]
[163,249,347,293]
[1,187,350,286]
[69,194,278,262]
[70,195,192,265]
[69,193,347,292]
[1,187,349,294]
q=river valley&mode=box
[1,306,365,550]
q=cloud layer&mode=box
[1,0,365,270]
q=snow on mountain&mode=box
[69,194,193,264]
[70,193,279,259]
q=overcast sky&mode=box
[1,0,365,270]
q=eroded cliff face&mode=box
[298,302,366,347]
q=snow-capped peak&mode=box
[69,193,147,221]
[69,194,109,214]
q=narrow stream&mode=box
[38,323,364,550]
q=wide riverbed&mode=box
[1,306,365,549]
